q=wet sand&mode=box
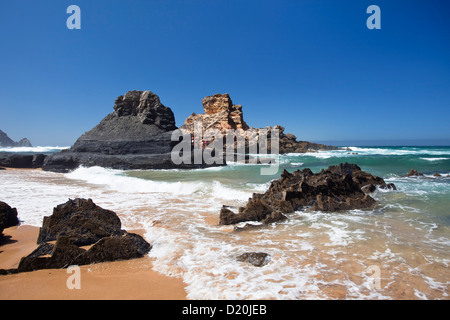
[0,225,187,300]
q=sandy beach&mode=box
[0,225,187,300]
[1,161,449,300]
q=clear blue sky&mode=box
[1,0,449,146]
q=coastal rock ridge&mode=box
[41,90,339,172]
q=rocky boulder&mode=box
[12,198,151,273]
[37,198,122,246]
[406,169,424,177]
[0,201,20,236]
[18,233,151,273]
[219,163,396,225]
[236,252,271,267]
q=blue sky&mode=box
[1,0,449,146]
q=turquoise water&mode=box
[126,146,450,226]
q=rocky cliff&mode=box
[42,90,339,172]
[181,93,249,133]
[180,93,338,154]
[43,90,200,172]
[0,130,32,148]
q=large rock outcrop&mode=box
[180,93,338,154]
[4,198,152,273]
[42,90,338,172]
[0,130,32,148]
[181,93,249,133]
[219,163,396,225]
[43,90,202,172]
[37,198,122,246]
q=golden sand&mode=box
[0,225,187,300]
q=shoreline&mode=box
[1,160,449,299]
[0,225,188,300]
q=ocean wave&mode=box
[211,181,253,201]
[65,166,207,195]
[285,147,450,159]
[63,166,260,202]
[348,147,450,156]
[420,157,450,162]
[0,146,69,153]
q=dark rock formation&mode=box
[406,169,424,177]
[77,232,151,264]
[43,90,206,172]
[37,198,122,246]
[5,198,152,273]
[0,130,32,147]
[17,233,151,273]
[0,201,20,237]
[236,252,271,267]
[219,163,396,225]
[0,153,47,168]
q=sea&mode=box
[1,145,449,299]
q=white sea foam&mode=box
[285,147,450,159]
[210,181,253,201]
[65,166,206,195]
[420,157,450,161]
[349,147,450,156]
[63,166,263,203]
[0,146,69,153]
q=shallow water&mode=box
[1,146,449,299]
